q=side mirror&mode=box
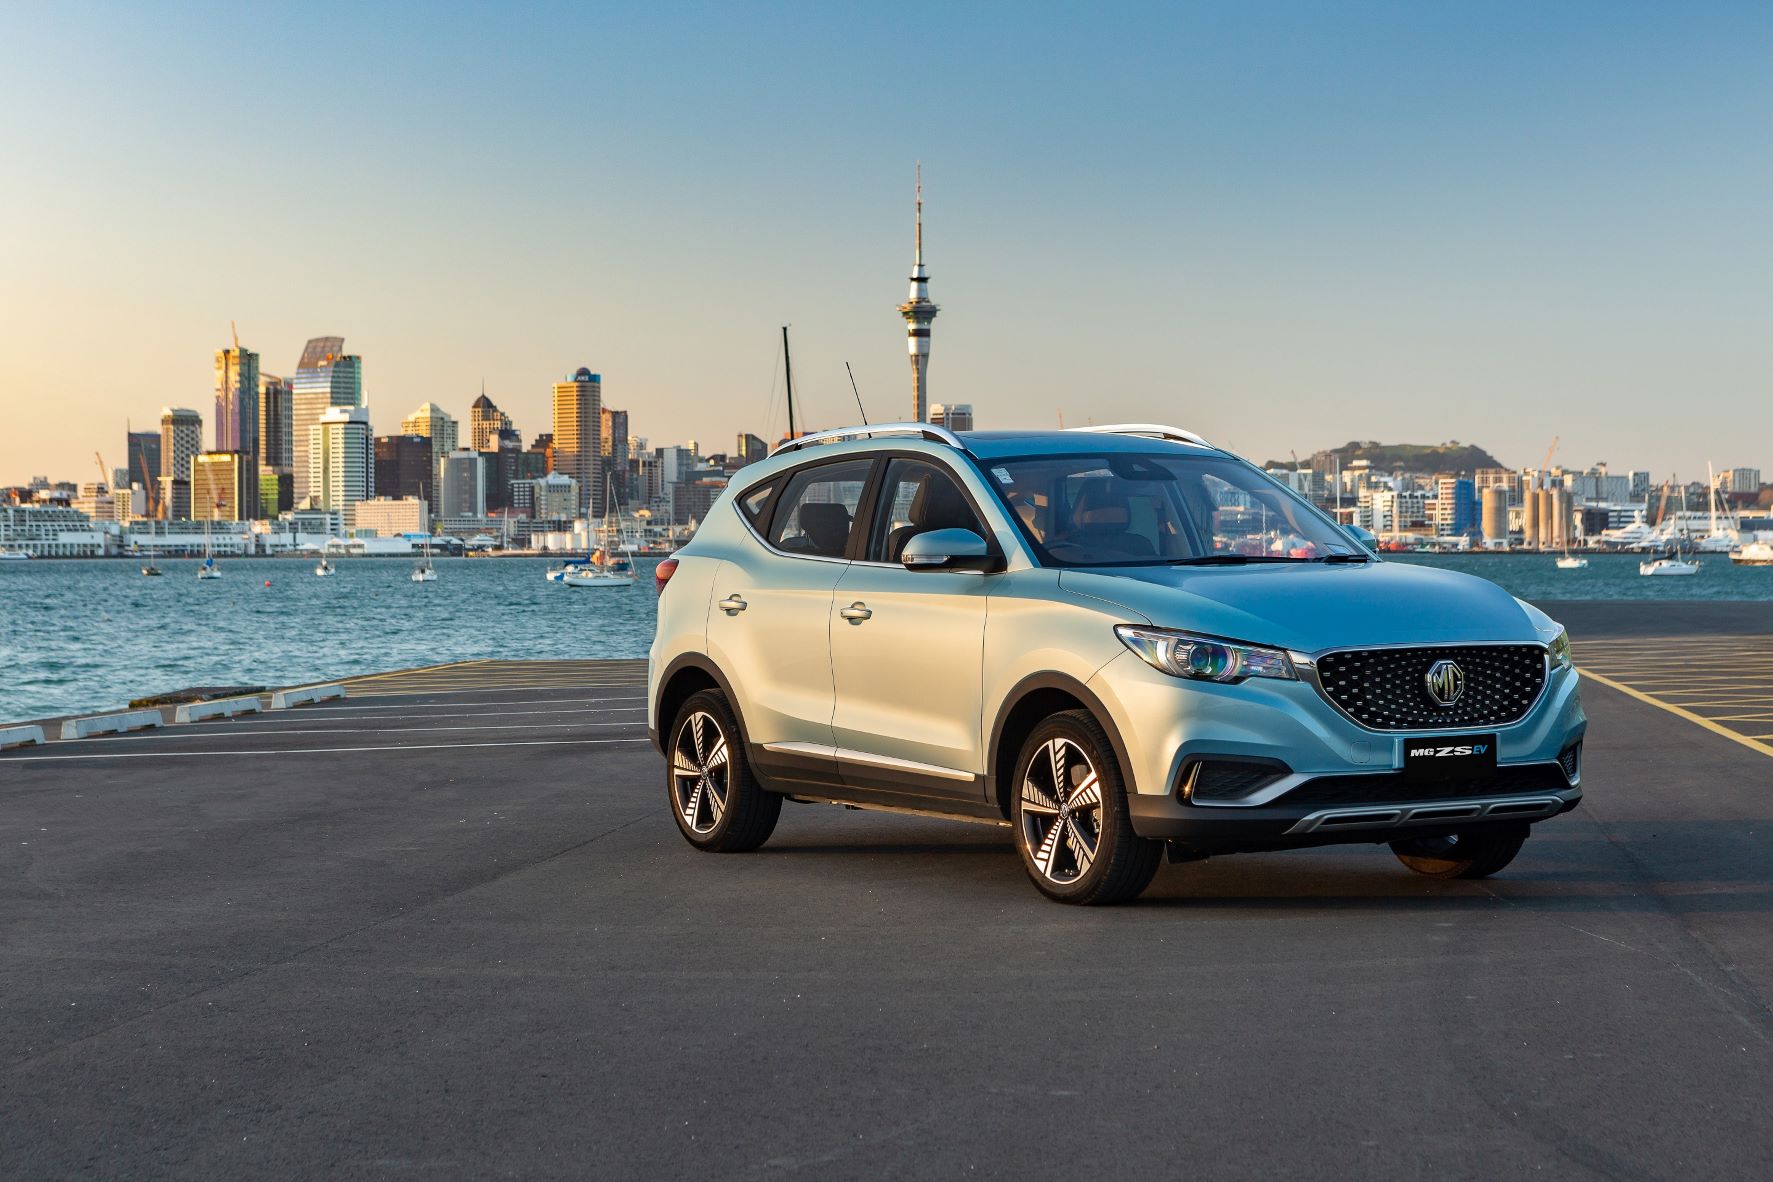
[1345,525,1378,551]
[901,528,1002,573]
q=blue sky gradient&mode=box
[3,1,1769,480]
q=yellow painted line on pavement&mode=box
[1580,667,1773,760]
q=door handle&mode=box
[718,595,748,615]
[839,602,872,623]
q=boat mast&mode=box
[782,325,796,440]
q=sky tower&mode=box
[898,165,940,422]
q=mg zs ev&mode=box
[647,424,1584,904]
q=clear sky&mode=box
[3,1,1769,484]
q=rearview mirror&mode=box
[1345,525,1378,551]
[901,528,1002,573]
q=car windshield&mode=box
[978,452,1359,567]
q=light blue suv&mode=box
[648,424,1584,904]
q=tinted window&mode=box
[867,459,987,562]
[767,459,873,558]
[739,479,776,525]
[983,453,1354,567]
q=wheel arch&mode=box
[653,653,743,755]
[987,672,1137,819]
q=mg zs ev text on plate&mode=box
[648,423,1584,904]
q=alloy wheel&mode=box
[671,710,730,834]
[1019,737,1104,884]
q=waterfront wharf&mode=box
[4,608,1773,1177]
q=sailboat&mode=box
[1640,480,1700,576]
[561,478,636,587]
[315,556,336,577]
[411,535,437,582]
[1555,551,1588,570]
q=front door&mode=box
[828,457,995,805]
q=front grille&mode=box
[1279,763,1569,808]
[1186,761,1288,802]
[1314,644,1547,731]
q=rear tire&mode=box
[1391,824,1528,879]
[1011,710,1161,904]
[667,689,780,852]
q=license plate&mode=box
[1401,734,1498,781]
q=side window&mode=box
[867,459,987,563]
[738,479,777,527]
[767,458,873,558]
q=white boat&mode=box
[195,468,221,578]
[315,558,336,577]
[1555,555,1588,570]
[0,548,32,561]
[197,556,221,580]
[557,478,638,587]
[411,536,437,582]
[1730,541,1773,566]
[141,564,163,577]
[1640,555,1699,576]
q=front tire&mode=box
[1391,823,1528,879]
[1011,710,1161,904]
[667,689,780,852]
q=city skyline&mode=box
[3,3,1771,483]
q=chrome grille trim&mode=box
[1284,793,1569,835]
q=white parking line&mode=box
[67,720,648,743]
[212,705,646,726]
[0,737,655,762]
[282,696,646,716]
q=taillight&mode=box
[654,557,679,593]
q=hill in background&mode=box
[1264,441,1506,476]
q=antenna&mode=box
[845,362,868,425]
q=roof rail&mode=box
[770,422,965,457]
[1068,423,1214,448]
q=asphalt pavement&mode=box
[2,630,1771,1179]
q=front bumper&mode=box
[1087,648,1587,848]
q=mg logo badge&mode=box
[1425,659,1465,707]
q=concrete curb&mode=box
[60,710,166,740]
[174,698,264,724]
[1,725,46,750]
[270,684,347,709]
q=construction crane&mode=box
[94,451,111,490]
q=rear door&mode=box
[828,456,996,805]
[705,456,876,792]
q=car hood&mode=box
[1058,561,1544,652]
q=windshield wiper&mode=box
[1171,555,1310,566]
[1315,553,1372,563]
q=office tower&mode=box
[469,391,512,452]
[259,468,293,517]
[307,406,374,517]
[259,374,293,470]
[601,407,630,501]
[291,337,363,506]
[485,429,524,513]
[897,165,939,421]
[439,449,487,518]
[214,344,261,518]
[191,452,253,521]
[735,433,767,467]
[127,431,161,514]
[401,402,458,492]
[552,367,603,518]
[374,434,435,506]
[930,403,973,432]
[159,407,202,519]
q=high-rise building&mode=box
[468,391,513,452]
[601,407,630,501]
[191,451,253,521]
[259,374,293,471]
[897,166,939,422]
[214,344,260,519]
[374,435,435,507]
[930,403,973,432]
[307,406,374,518]
[259,468,293,517]
[127,431,161,514]
[1723,467,1762,494]
[552,368,603,518]
[439,449,486,518]
[291,337,363,507]
[401,402,459,493]
[735,433,768,467]
[159,407,202,520]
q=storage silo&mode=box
[1482,486,1509,546]
[1522,485,1540,548]
[1537,487,1556,550]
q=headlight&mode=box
[1114,625,1296,683]
[1548,627,1573,671]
